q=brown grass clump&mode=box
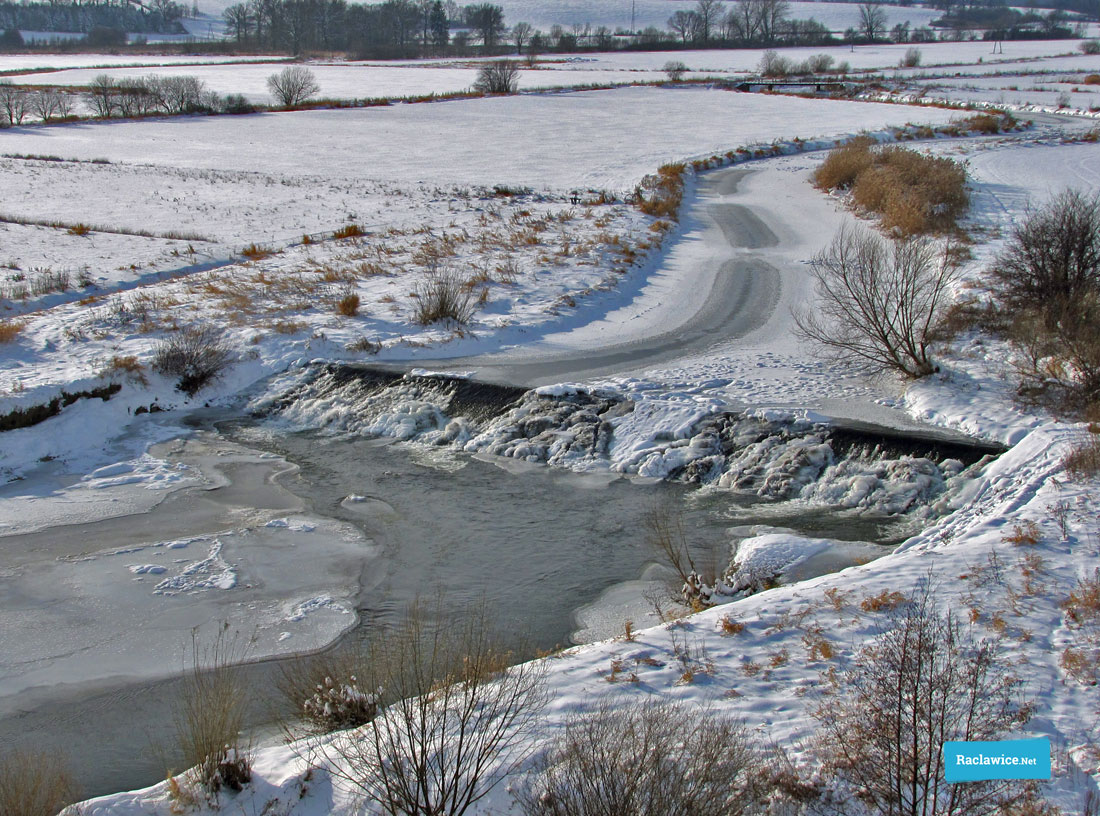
[1002,520,1041,546]
[67,222,92,236]
[336,293,361,317]
[812,135,876,190]
[0,319,23,343]
[636,163,685,219]
[1064,428,1100,479]
[815,140,968,235]
[101,354,148,386]
[719,614,745,635]
[958,113,1012,134]
[0,750,78,816]
[1062,570,1100,627]
[860,590,907,613]
[851,147,968,235]
[1083,74,1100,86]
[333,223,364,240]
[241,243,273,260]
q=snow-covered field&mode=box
[2,39,1100,815]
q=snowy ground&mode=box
[1,44,1099,813]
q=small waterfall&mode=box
[256,364,1004,517]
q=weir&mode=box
[261,364,1006,515]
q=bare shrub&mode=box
[758,49,792,77]
[152,326,234,396]
[794,225,959,378]
[1080,39,1100,55]
[318,602,547,816]
[992,189,1100,312]
[171,628,251,798]
[413,267,475,325]
[806,53,834,73]
[474,60,520,94]
[900,46,922,67]
[663,60,688,81]
[279,647,380,737]
[267,65,320,106]
[0,749,78,816]
[0,80,28,126]
[817,584,1037,816]
[1064,427,1100,479]
[515,700,757,816]
[992,190,1100,406]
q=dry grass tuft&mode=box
[333,223,364,240]
[1002,520,1041,546]
[241,243,273,260]
[637,163,685,219]
[719,614,745,635]
[67,223,91,236]
[860,590,907,613]
[336,293,361,317]
[0,750,78,816]
[1064,429,1100,479]
[100,354,148,386]
[0,319,24,343]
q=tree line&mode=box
[0,0,187,35]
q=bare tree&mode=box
[511,21,533,53]
[88,74,118,117]
[0,80,28,126]
[474,58,520,93]
[816,583,1040,816]
[793,225,958,378]
[30,88,62,122]
[858,1,888,41]
[694,0,725,44]
[319,603,547,816]
[663,60,689,81]
[667,9,700,43]
[266,65,320,106]
[515,701,758,816]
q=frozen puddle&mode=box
[0,434,377,718]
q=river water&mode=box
[0,414,903,799]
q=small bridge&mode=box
[727,80,851,94]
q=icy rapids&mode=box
[252,365,1003,519]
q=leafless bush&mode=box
[0,749,78,816]
[1080,39,1100,55]
[993,190,1100,406]
[816,583,1037,816]
[758,49,792,77]
[152,325,234,396]
[267,66,320,106]
[474,59,520,94]
[663,60,688,81]
[171,627,251,798]
[992,189,1100,313]
[279,646,380,737]
[899,46,922,67]
[318,602,547,816]
[413,267,476,325]
[1064,427,1100,479]
[794,225,958,378]
[515,700,757,816]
